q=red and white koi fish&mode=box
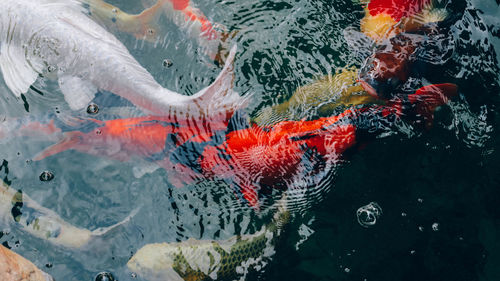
[18,84,456,209]
[0,0,242,116]
[359,0,448,41]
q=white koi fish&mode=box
[0,0,242,116]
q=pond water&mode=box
[1,0,500,280]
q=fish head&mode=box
[359,33,421,99]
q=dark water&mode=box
[1,0,500,280]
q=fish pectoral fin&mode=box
[0,45,39,97]
[58,76,97,110]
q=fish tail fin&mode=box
[33,132,83,161]
[191,45,251,118]
[91,206,141,236]
[408,83,458,128]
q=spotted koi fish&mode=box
[128,198,290,281]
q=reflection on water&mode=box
[0,0,499,280]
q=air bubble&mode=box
[163,59,173,68]
[432,223,439,231]
[95,272,115,281]
[356,202,382,228]
[47,65,56,73]
[39,171,54,182]
[87,103,99,115]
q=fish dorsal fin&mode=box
[58,76,97,110]
[343,26,376,61]
[0,44,39,97]
[33,132,82,161]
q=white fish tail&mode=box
[91,206,141,236]
[189,44,251,118]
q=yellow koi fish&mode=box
[252,68,377,126]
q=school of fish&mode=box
[0,0,460,280]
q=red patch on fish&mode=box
[367,0,432,21]
[170,0,190,10]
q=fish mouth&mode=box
[358,74,403,100]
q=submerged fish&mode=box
[0,244,54,281]
[140,0,228,60]
[359,0,448,41]
[358,32,424,99]
[21,83,457,209]
[0,0,243,116]
[0,180,136,248]
[127,200,290,281]
[81,0,167,42]
[253,68,377,126]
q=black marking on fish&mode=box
[10,190,23,223]
[290,133,317,141]
[29,85,44,96]
[21,94,29,112]
[0,160,12,185]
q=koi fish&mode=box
[127,198,290,281]
[253,68,378,126]
[27,83,457,209]
[359,0,448,41]
[0,180,137,248]
[140,0,231,61]
[0,0,243,116]
[358,32,424,99]
[0,244,54,281]
[81,0,166,42]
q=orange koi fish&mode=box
[14,84,456,209]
